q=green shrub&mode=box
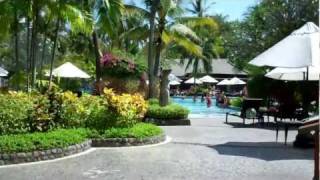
[29,95,56,132]
[0,128,89,153]
[0,93,33,135]
[230,97,243,108]
[146,103,189,119]
[103,123,163,138]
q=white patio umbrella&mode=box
[47,62,90,79]
[184,77,203,84]
[169,80,181,86]
[199,75,218,83]
[168,74,182,82]
[265,66,320,81]
[0,67,8,77]
[229,77,246,85]
[249,22,320,68]
[217,79,231,85]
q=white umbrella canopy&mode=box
[249,22,320,68]
[0,67,8,77]
[229,77,246,85]
[168,74,182,82]
[169,80,181,86]
[217,79,231,85]
[184,77,203,84]
[266,66,320,81]
[199,75,218,83]
[48,62,90,79]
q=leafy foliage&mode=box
[0,128,89,153]
[230,97,243,108]
[0,92,33,135]
[103,88,148,127]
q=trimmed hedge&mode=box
[146,103,189,119]
[103,123,163,138]
[0,129,89,153]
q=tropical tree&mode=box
[47,0,92,89]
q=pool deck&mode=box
[0,116,313,180]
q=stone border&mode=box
[92,134,166,147]
[0,134,167,166]
[144,118,191,126]
[0,140,92,166]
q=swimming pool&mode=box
[172,96,239,118]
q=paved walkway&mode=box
[0,117,314,180]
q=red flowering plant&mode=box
[100,52,145,78]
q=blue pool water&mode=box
[172,96,239,118]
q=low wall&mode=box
[144,118,191,126]
[92,134,166,147]
[0,140,92,165]
[0,134,166,166]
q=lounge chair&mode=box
[226,98,263,125]
[276,115,319,145]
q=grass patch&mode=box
[0,128,89,153]
[103,123,163,139]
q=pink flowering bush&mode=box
[100,52,143,77]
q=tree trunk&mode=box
[30,9,40,89]
[147,0,160,99]
[48,18,60,91]
[159,69,171,106]
[39,36,47,81]
[153,16,165,77]
[26,17,31,91]
[92,30,102,82]
[14,9,19,70]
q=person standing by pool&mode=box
[206,93,212,107]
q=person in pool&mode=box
[206,93,212,107]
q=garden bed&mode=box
[0,123,165,165]
[0,140,91,165]
[145,99,190,126]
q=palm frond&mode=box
[169,23,201,43]
[176,17,218,30]
[165,31,203,58]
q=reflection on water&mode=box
[172,96,239,118]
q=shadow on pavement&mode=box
[173,141,313,161]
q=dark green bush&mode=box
[103,123,163,138]
[0,128,89,153]
[0,93,33,135]
[146,103,189,119]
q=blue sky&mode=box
[204,0,259,21]
[125,0,259,21]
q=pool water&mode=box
[172,96,239,118]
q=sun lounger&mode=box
[225,98,263,125]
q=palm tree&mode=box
[127,0,214,99]
[91,0,124,82]
[47,0,92,89]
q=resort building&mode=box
[170,59,247,81]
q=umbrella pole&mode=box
[306,66,309,81]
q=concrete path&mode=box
[0,117,314,180]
